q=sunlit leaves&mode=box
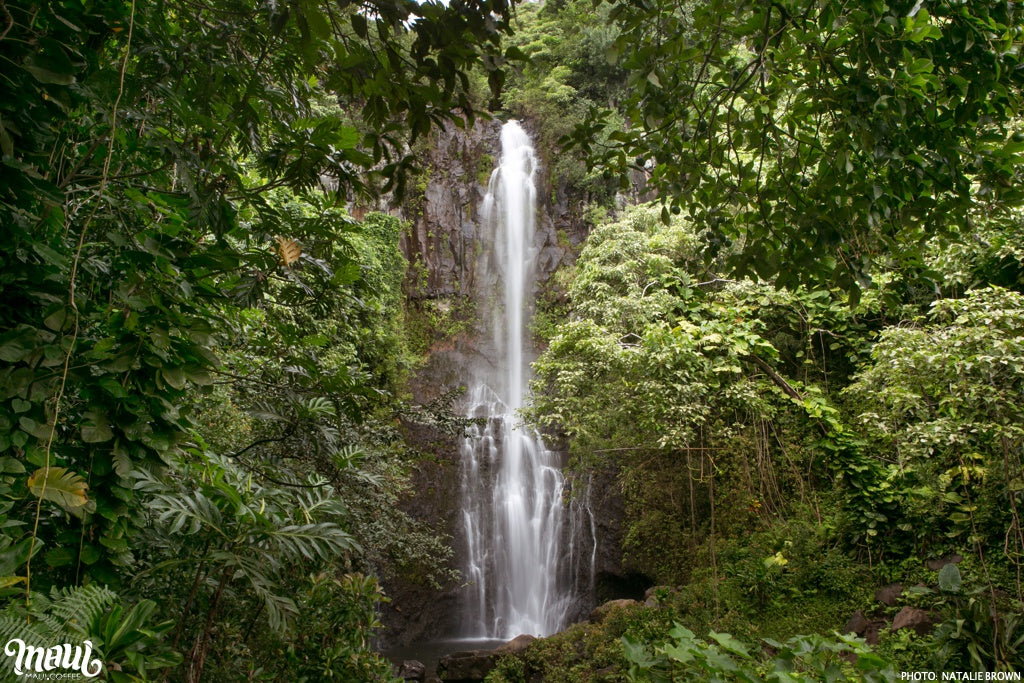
[528,206,791,454]
[845,287,1024,558]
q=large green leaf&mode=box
[81,412,114,443]
[938,563,963,593]
[0,327,37,362]
[28,467,89,509]
[0,537,40,577]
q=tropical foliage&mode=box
[525,203,1023,672]
[0,0,507,678]
[2,0,1024,678]
[568,0,1024,298]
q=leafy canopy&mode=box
[570,0,1024,299]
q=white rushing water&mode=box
[459,121,570,639]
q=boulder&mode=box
[925,554,963,571]
[843,609,887,645]
[863,619,887,645]
[495,634,536,655]
[874,583,903,606]
[437,649,501,683]
[437,634,539,682]
[398,660,426,682]
[643,585,674,607]
[844,610,869,635]
[891,606,935,636]
[588,598,639,623]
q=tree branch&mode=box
[743,353,802,401]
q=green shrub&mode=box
[624,625,894,682]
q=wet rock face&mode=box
[559,461,631,625]
[589,466,628,594]
[401,120,499,299]
[400,119,588,302]
[397,660,426,681]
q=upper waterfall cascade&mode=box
[459,121,572,639]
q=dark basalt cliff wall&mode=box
[398,118,585,304]
[380,119,627,648]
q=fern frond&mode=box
[152,491,225,536]
[232,555,298,635]
[293,482,345,521]
[27,589,53,615]
[0,613,53,648]
[263,523,357,562]
[36,613,69,642]
[47,584,118,636]
[0,586,115,650]
[299,396,336,419]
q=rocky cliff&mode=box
[398,118,586,305]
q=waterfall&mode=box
[459,121,570,639]
[567,474,597,604]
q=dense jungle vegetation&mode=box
[1,0,1023,680]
